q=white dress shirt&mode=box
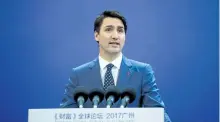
[99,53,122,86]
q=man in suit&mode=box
[60,10,171,122]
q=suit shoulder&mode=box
[71,60,94,72]
[126,58,153,72]
[127,59,150,67]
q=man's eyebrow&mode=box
[117,26,124,29]
[104,25,114,28]
[104,25,124,29]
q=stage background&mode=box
[1,0,218,122]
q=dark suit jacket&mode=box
[60,56,171,122]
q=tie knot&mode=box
[106,63,114,70]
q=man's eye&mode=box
[105,28,112,31]
[118,29,124,33]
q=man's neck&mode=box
[99,51,121,62]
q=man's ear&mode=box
[94,31,99,43]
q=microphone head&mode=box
[73,86,89,102]
[105,86,121,103]
[89,88,105,102]
[121,88,136,103]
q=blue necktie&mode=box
[103,63,115,90]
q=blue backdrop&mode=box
[1,0,218,122]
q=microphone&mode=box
[120,88,136,108]
[88,88,105,108]
[105,86,120,108]
[73,86,89,108]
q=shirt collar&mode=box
[99,53,122,70]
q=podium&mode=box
[28,108,164,122]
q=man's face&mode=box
[95,17,126,54]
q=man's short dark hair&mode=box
[94,10,127,33]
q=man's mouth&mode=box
[109,42,120,45]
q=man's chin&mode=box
[107,49,121,54]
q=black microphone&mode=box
[120,88,136,108]
[105,86,120,108]
[89,88,105,108]
[73,86,89,108]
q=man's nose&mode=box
[111,31,119,40]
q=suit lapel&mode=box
[116,56,133,89]
[88,58,107,107]
[88,58,103,89]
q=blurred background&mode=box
[0,0,218,122]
